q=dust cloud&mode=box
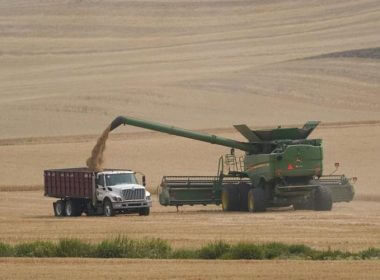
[86,125,111,172]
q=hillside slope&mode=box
[1,0,379,138]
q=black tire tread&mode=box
[103,199,115,217]
[238,183,251,212]
[314,186,333,211]
[139,207,150,216]
[248,188,266,212]
[293,199,314,210]
[222,185,240,211]
[54,200,66,217]
[65,200,82,217]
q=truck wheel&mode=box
[221,185,240,211]
[238,183,250,212]
[103,199,115,217]
[65,200,77,217]
[139,207,150,216]
[65,200,82,217]
[247,188,266,212]
[54,200,65,217]
[314,186,333,211]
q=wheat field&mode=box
[1,0,380,278]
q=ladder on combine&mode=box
[217,154,245,177]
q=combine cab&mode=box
[110,116,356,212]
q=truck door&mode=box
[96,174,106,201]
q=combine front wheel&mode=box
[221,185,240,211]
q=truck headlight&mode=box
[146,195,151,201]
[112,196,122,202]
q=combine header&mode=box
[110,116,355,212]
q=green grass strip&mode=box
[0,238,379,260]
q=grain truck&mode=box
[44,168,152,217]
[110,116,356,212]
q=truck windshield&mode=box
[105,173,137,186]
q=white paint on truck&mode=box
[44,168,152,217]
[96,170,152,210]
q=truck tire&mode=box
[54,200,65,217]
[238,183,251,212]
[247,188,266,212]
[314,186,333,211]
[103,199,115,217]
[64,200,80,217]
[221,185,240,211]
[139,207,150,216]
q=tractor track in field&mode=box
[0,120,380,147]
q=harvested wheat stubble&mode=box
[0,185,43,192]
[1,258,380,280]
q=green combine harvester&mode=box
[110,116,355,212]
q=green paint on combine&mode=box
[110,116,355,212]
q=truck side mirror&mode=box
[142,176,146,186]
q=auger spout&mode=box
[110,115,254,152]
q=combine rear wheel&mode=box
[293,199,314,210]
[221,185,240,211]
[247,188,266,212]
[238,183,250,211]
[314,186,333,211]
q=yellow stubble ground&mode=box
[0,258,380,280]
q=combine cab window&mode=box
[106,173,137,186]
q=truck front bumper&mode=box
[112,199,152,210]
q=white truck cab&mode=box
[95,170,151,216]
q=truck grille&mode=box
[122,189,145,200]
